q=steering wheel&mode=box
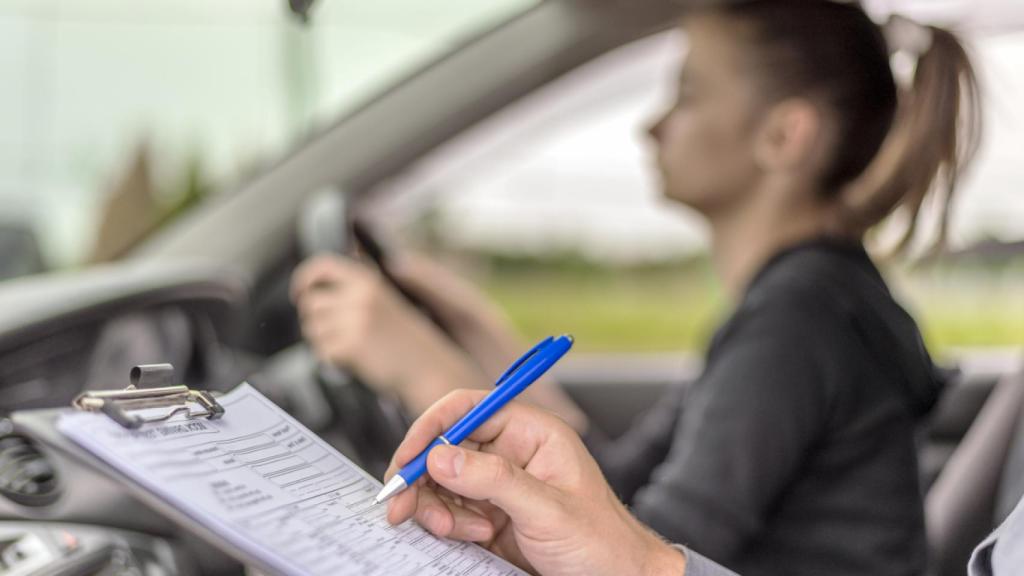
[286,188,450,478]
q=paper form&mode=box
[57,383,527,576]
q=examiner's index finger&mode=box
[391,389,538,468]
[392,390,486,466]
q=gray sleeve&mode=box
[970,493,1024,576]
[968,532,996,576]
[672,545,741,576]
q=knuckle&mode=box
[549,419,575,444]
[443,389,472,406]
[305,256,334,276]
[489,455,514,487]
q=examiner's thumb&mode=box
[427,445,560,522]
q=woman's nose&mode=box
[646,113,667,144]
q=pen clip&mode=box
[495,336,554,387]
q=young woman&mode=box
[292,1,981,574]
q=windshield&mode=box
[0,0,536,274]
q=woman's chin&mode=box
[659,186,699,210]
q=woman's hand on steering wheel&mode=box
[291,254,486,414]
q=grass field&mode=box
[477,261,1024,357]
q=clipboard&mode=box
[11,365,276,575]
[13,364,525,576]
[70,363,225,430]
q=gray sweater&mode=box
[589,239,943,576]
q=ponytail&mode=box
[841,18,983,256]
[704,2,983,255]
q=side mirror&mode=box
[0,220,47,281]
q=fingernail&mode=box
[432,446,463,477]
[422,509,437,531]
[452,449,464,476]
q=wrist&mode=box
[608,492,685,576]
[640,534,687,576]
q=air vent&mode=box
[0,425,60,507]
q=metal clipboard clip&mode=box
[72,364,225,430]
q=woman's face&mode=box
[648,16,767,216]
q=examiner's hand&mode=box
[384,390,686,576]
[290,255,486,414]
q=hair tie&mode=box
[884,14,934,57]
[884,15,933,88]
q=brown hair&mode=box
[706,0,982,255]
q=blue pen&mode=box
[373,334,574,504]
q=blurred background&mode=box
[1,0,1021,357]
[0,3,1022,574]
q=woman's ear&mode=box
[753,99,824,175]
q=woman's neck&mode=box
[708,190,841,302]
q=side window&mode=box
[365,30,1024,356]
[0,0,535,273]
[366,31,724,353]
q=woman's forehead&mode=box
[683,12,779,87]
[678,23,748,83]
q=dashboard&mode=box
[0,262,249,410]
[0,262,253,575]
